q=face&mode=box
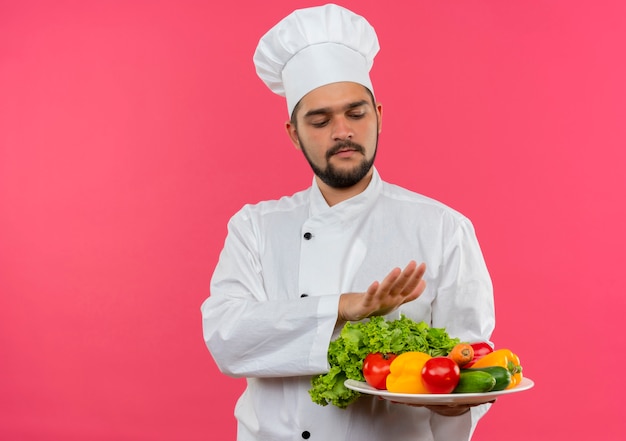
[286,82,383,189]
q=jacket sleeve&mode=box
[201,209,340,378]
[431,216,495,344]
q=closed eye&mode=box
[310,120,329,128]
[348,112,365,119]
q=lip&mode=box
[333,150,358,159]
[333,148,357,156]
[326,141,364,160]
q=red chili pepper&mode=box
[464,342,494,367]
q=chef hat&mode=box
[253,3,380,117]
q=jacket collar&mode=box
[308,167,382,224]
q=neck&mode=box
[316,169,374,207]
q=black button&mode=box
[300,293,309,298]
[303,232,312,240]
[302,431,311,439]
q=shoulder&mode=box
[230,187,311,224]
[379,181,470,224]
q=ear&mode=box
[285,120,301,150]
[376,102,383,134]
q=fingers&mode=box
[404,262,426,296]
[338,261,427,323]
[378,261,426,299]
[364,261,426,308]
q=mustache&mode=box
[326,140,365,160]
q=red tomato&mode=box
[420,357,460,394]
[464,342,494,367]
[362,352,397,390]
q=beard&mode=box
[299,138,377,189]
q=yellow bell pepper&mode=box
[385,351,432,393]
[470,348,523,389]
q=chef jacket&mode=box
[201,167,495,441]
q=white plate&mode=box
[344,377,534,405]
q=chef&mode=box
[201,4,495,440]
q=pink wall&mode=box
[1,1,624,439]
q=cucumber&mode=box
[452,370,496,393]
[463,366,512,391]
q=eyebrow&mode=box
[303,100,370,118]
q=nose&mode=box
[331,116,353,141]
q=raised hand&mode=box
[338,261,427,323]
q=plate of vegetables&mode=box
[345,339,534,405]
[344,377,534,405]
[309,316,533,408]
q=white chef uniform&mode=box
[201,168,495,440]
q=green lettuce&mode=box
[309,315,460,408]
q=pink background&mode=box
[1,0,624,439]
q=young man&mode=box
[201,4,495,440]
